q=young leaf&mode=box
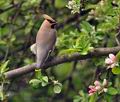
[73,95,81,102]
[35,69,42,79]
[89,93,97,102]
[29,79,41,88]
[59,48,78,55]
[41,76,48,87]
[112,67,120,75]
[55,0,67,8]
[80,21,93,33]
[0,60,9,74]
[107,87,118,95]
[116,51,120,61]
[53,83,62,94]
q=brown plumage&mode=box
[30,14,57,68]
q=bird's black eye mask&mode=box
[47,19,56,24]
[51,23,57,29]
[46,19,57,29]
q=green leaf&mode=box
[116,51,120,61]
[108,82,112,86]
[81,21,93,33]
[59,48,78,55]
[53,83,62,94]
[0,12,9,23]
[24,58,33,64]
[10,35,16,42]
[104,94,112,102]
[55,0,67,8]
[41,76,48,87]
[107,87,118,95]
[0,91,4,101]
[112,67,120,75]
[29,79,41,88]
[25,20,34,34]
[80,50,88,55]
[21,0,40,10]
[73,34,93,55]
[0,41,6,45]
[0,60,9,74]
[35,69,42,79]
[0,0,11,9]
[73,95,81,102]
[89,93,97,102]
[0,27,10,36]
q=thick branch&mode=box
[4,46,120,79]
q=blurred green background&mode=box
[0,0,120,102]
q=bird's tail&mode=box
[36,47,48,69]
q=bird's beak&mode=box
[54,22,58,25]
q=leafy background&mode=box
[0,0,120,102]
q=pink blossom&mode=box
[88,80,100,96]
[88,85,97,96]
[105,54,117,68]
[88,87,97,96]
[89,85,95,89]
[109,54,116,61]
[95,85,101,90]
[105,58,113,64]
[88,79,108,96]
[94,80,101,86]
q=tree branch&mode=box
[57,9,91,29]
[4,46,120,79]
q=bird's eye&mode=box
[51,24,56,29]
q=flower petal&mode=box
[89,85,95,89]
[110,63,116,68]
[105,58,113,64]
[94,80,101,86]
[102,79,108,86]
[109,54,116,61]
[95,86,101,90]
[103,88,108,92]
[91,88,97,92]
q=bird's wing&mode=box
[36,29,57,68]
[44,29,57,61]
[30,43,37,55]
[47,29,57,51]
[36,46,48,68]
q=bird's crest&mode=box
[42,14,55,23]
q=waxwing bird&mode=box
[30,14,57,68]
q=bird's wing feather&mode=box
[36,46,48,68]
[36,29,56,68]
